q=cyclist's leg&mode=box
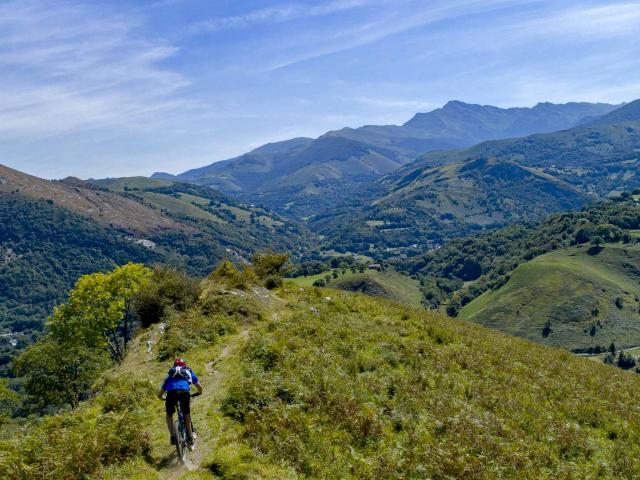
[178,392,193,441]
[165,391,178,441]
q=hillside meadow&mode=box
[3,267,640,479]
[460,243,640,351]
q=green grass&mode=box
[291,269,423,307]
[179,192,212,207]
[8,278,640,478]
[290,271,329,287]
[137,192,224,223]
[460,243,640,351]
[93,176,173,192]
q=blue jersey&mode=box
[161,367,199,392]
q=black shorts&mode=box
[165,389,190,415]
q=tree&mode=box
[542,320,552,338]
[48,263,151,362]
[252,252,289,278]
[591,235,604,248]
[615,297,624,310]
[446,299,461,317]
[618,351,637,370]
[0,378,19,418]
[14,339,107,410]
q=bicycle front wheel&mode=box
[175,420,187,463]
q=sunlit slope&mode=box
[329,269,423,307]
[460,244,640,351]
[7,280,640,478]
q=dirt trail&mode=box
[157,328,249,480]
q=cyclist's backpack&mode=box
[169,366,193,384]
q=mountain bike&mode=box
[175,392,201,463]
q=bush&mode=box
[252,253,289,289]
[0,379,19,418]
[0,399,151,479]
[158,310,236,360]
[209,261,258,290]
[618,351,637,370]
[158,287,263,360]
[133,265,200,327]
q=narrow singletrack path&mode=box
[157,328,249,480]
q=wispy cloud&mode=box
[254,0,515,72]
[0,0,196,137]
[538,2,640,35]
[191,0,372,33]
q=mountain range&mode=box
[315,99,640,255]
[153,100,619,216]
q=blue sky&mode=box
[1,0,640,179]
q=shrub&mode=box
[209,261,258,290]
[618,351,637,370]
[0,379,19,419]
[252,253,289,289]
[133,265,200,327]
[0,401,151,479]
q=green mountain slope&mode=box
[292,268,423,307]
[157,101,617,217]
[6,278,640,479]
[396,196,640,312]
[317,99,640,256]
[315,157,587,255]
[460,244,640,351]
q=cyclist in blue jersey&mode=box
[157,358,203,446]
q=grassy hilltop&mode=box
[4,267,640,479]
[460,243,640,351]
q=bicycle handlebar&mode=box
[159,391,202,401]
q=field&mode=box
[460,243,640,351]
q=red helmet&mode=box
[174,358,187,367]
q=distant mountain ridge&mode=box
[153,100,619,216]
[314,98,640,256]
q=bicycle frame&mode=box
[173,391,200,463]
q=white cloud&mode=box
[0,0,196,138]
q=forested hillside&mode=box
[401,195,640,305]
[0,196,159,374]
[0,167,309,368]
[460,243,640,351]
[4,263,640,479]
[314,158,587,255]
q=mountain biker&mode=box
[157,358,203,447]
